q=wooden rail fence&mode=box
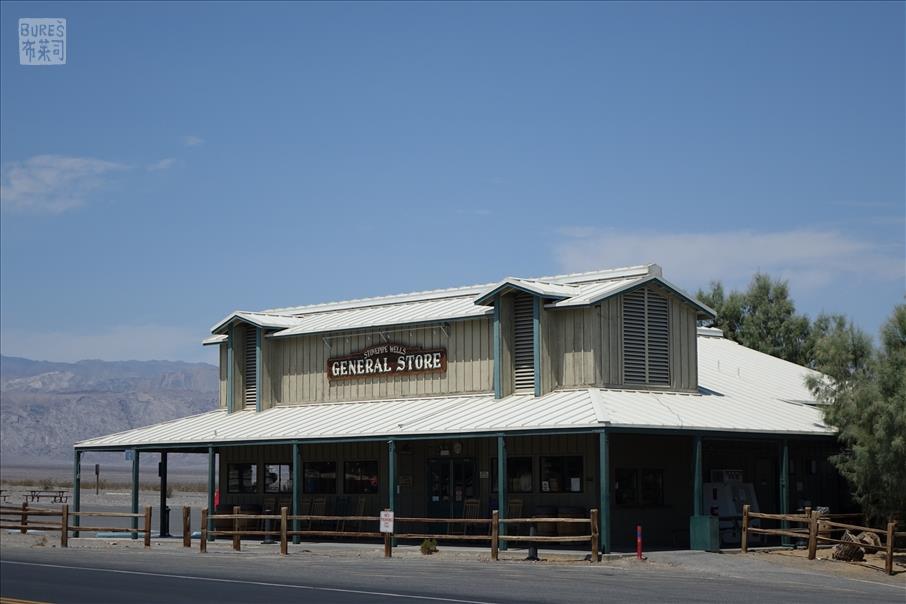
[199,507,601,562]
[1,503,152,548]
[741,504,902,576]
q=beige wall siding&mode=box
[264,317,493,405]
[669,300,698,391]
[542,290,698,392]
[218,343,228,409]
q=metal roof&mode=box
[78,331,832,450]
[269,296,493,339]
[211,311,305,334]
[473,278,580,306]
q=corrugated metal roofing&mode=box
[77,331,832,450]
[202,334,228,346]
[211,311,304,334]
[269,296,493,339]
[474,278,580,305]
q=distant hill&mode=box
[0,355,219,464]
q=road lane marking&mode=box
[0,561,498,604]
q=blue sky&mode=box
[1,1,903,364]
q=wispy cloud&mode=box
[0,325,213,363]
[0,155,126,214]
[554,227,905,293]
[146,158,177,172]
[183,135,204,147]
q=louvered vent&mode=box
[622,288,670,386]
[513,294,535,393]
[243,326,257,408]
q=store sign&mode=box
[327,343,446,381]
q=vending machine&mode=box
[703,469,762,547]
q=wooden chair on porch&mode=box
[461,499,481,535]
[310,496,326,530]
[353,496,367,531]
[507,498,524,535]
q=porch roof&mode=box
[75,333,833,451]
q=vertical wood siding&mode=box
[218,343,228,409]
[262,317,493,405]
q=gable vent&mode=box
[243,326,257,408]
[623,288,670,386]
[513,294,535,393]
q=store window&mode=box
[490,457,533,493]
[303,461,337,494]
[539,456,583,493]
[615,468,664,506]
[344,461,379,494]
[227,463,258,494]
[264,463,292,494]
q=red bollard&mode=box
[636,524,643,560]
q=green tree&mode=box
[808,305,906,522]
[696,274,811,365]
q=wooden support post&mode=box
[183,506,191,547]
[207,446,215,542]
[60,504,69,548]
[885,522,896,576]
[491,510,499,561]
[807,510,818,560]
[144,506,152,548]
[292,442,301,545]
[233,505,241,551]
[131,450,140,539]
[72,450,81,537]
[591,509,600,562]
[280,507,288,556]
[383,531,392,558]
[741,504,749,553]
[200,508,208,553]
[20,501,27,535]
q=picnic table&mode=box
[27,489,69,503]
[0,490,8,503]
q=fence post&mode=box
[491,510,499,561]
[183,506,191,548]
[144,506,152,548]
[61,504,69,548]
[200,508,208,553]
[807,510,818,560]
[741,504,749,553]
[280,507,288,556]
[384,531,392,558]
[233,505,241,551]
[591,509,600,562]
[885,522,896,576]
[20,501,27,535]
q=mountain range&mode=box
[0,355,219,464]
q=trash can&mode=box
[690,515,720,552]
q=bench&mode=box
[28,489,69,503]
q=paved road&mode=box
[1,546,903,603]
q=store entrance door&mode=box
[427,458,476,520]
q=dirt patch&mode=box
[756,547,906,582]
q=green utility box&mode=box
[690,515,720,552]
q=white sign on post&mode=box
[380,510,394,534]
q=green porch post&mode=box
[689,434,718,551]
[780,440,790,546]
[72,450,81,537]
[693,435,702,516]
[292,442,301,545]
[388,439,397,547]
[131,450,140,538]
[598,430,610,554]
[497,435,507,550]
[159,451,170,537]
[207,446,215,541]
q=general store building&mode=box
[74,264,847,551]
